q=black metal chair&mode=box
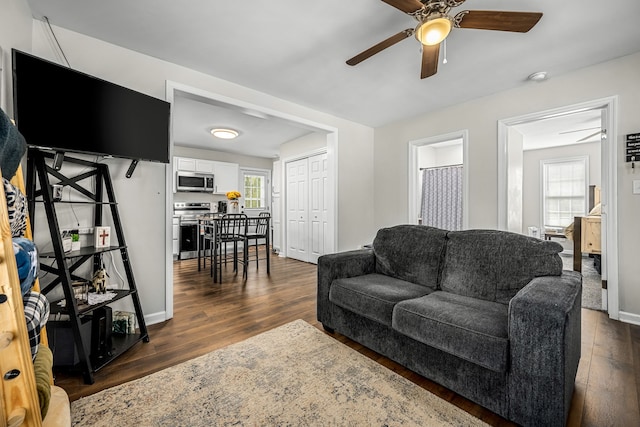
[244,213,271,273]
[213,213,248,282]
[197,215,216,273]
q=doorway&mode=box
[408,130,469,228]
[498,97,619,317]
[164,81,338,320]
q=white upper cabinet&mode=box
[176,157,196,171]
[211,161,239,194]
[195,160,215,174]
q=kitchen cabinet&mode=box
[195,160,215,174]
[176,157,196,171]
[172,216,180,259]
[174,156,238,194]
[211,161,239,194]
[175,157,215,174]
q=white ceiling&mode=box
[172,93,317,158]
[515,109,602,151]
[24,0,640,157]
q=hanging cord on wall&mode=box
[43,16,71,68]
[106,251,125,289]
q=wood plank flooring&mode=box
[54,254,640,426]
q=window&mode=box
[242,170,268,209]
[542,157,588,229]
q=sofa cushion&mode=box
[440,229,563,304]
[392,291,509,372]
[373,225,448,291]
[329,273,433,326]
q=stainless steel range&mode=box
[174,202,211,260]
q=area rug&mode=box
[560,253,602,310]
[71,320,488,426]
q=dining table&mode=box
[196,214,270,282]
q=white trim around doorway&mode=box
[408,130,469,228]
[497,96,619,320]
[164,81,338,321]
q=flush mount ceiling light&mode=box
[415,14,453,46]
[527,71,549,82]
[210,128,239,139]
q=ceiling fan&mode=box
[559,127,602,143]
[347,0,543,79]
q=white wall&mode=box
[280,132,327,160]
[374,52,640,318]
[18,17,374,322]
[418,143,462,169]
[0,0,33,113]
[522,142,601,242]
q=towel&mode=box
[33,345,53,419]
[0,107,27,179]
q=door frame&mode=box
[164,81,338,320]
[408,130,469,227]
[497,96,619,319]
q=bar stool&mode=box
[244,213,271,272]
[214,213,248,282]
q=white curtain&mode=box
[420,165,463,231]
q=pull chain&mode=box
[443,38,448,64]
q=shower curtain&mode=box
[420,165,463,231]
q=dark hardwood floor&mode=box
[54,253,640,426]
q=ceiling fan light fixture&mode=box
[210,128,239,140]
[415,15,452,46]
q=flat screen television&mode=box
[12,49,170,164]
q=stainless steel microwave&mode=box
[176,171,215,192]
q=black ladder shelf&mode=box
[27,148,149,384]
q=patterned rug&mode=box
[71,320,487,426]
[560,253,602,311]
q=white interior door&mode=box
[286,158,308,261]
[309,153,327,263]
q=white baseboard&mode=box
[144,311,168,326]
[618,311,640,326]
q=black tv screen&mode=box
[12,49,170,163]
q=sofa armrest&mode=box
[317,249,375,326]
[507,271,582,426]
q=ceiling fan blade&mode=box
[456,10,543,33]
[381,0,424,14]
[347,29,413,66]
[576,131,602,143]
[420,43,440,79]
[559,126,601,135]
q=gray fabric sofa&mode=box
[317,225,582,426]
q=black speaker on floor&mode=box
[91,306,113,360]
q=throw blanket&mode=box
[33,345,53,419]
[0,107,27,179]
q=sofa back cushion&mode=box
[373,225,447,291]
[440,229,563,304]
